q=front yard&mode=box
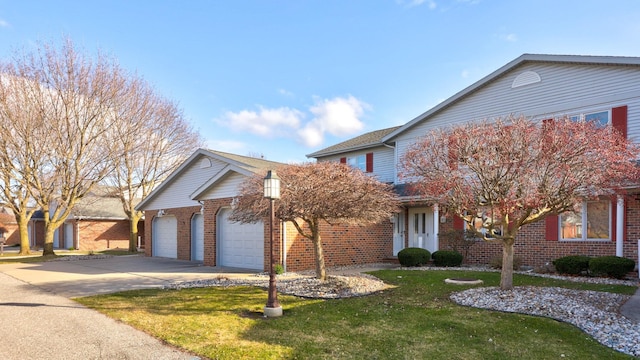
[77,270,637,360]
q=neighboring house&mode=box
[30,189,137,251]
[135,149,393,271]
[0,206,19,246]
[309,54,640,268]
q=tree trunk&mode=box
[500,240,515,290]
[42,212,57,256]
[128,213,141,252]
[311,225,326,281]
[17,217,30,255]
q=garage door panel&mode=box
[219,208,264,270]
[153,216,177,259]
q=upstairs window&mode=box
[570,110,610,128]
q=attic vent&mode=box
[199,158,212,169]
[511,71,541,88]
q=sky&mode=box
[0,1,639,163]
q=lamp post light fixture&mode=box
[263,170,283,317]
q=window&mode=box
[570,110,610,128]
[347,155,366,172]
[560,200,610,241]
[464,209,502,239]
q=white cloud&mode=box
[397,0,436,9]
[217,106,303,137]
[278,88,294,97]
[501,33,518,42]
[215,95,369,148]
[298,95,369,147]
[0,19,10,28]
[461,69,470,78]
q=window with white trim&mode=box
[465,209,502,239]
[560,200,610,241]
[569,110,610,128]
[347,155,366,172]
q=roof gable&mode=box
[135,148,284,211]
[306,126,401,158]
[382,54,640,143]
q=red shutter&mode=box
[340,157,346,164]
[545,215,559,241]
[612,105,627,138]
[453,216,465,230]
[366,153,373,173]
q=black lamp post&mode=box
[263,170,282,317]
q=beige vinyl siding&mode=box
[317,145,395,183]
[198,172,247,200]
[396,62,640,144]
[142,156,226,210]
[394,62,640,184]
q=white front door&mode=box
[409,208,436,253]
[393,212,405,256]
[191,214,204,261]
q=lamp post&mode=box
[263,170,282,317]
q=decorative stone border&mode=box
[444,278,484,285]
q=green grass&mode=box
[76,270,637,360]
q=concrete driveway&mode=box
[1,255,254,297]
[0,255,254,360]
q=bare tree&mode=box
[400,116,640,289]
[0,39,128,255]
[0,73,48,254]
[105,76,202,252]
[231,162,400,280]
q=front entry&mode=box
[408,207,436,253]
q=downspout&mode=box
[616,195,624,257]
[433,204,439,252]
[282,221,287,272]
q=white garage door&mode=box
[218,208,264,270]
[153,215,177,258]
[191,214,204,261]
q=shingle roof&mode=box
[207,150,285,171]
[306,126,401,158]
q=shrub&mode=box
[552,255,591,275]
[274,264,284,275]
[437,229,477,260]
[432,250,463,267]
[589,256,635,279]
[398,247,431,267]
[489,255,522,270]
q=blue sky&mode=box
[1,1,639,163]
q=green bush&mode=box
[432,250,463,267]
[274,264,284,275]
[398,247,431,267]
[489,255,522,270]
[552,255,591,275]
[589,256,635,279]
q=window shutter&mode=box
[366,153,373,173]
[545,215,559,241]
[612,105,627,138]
[340,157,346,164]
[453,216,465,230]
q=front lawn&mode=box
[76,270,636,360]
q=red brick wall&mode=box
[75,220,130,251]
[436,194,640,268]
[283,219,393,272]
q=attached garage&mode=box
[191,213,204,261]
[153,215,177,258]
[218,207,264,270]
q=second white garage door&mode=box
[218,208,264,270]
[153,215,177,258]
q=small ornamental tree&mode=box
[230,162,400,281]
[400,115,640,290]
